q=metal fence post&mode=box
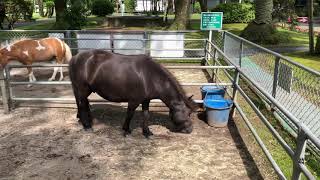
[110,32,114,53]
[292,128,307,180]
[0,68,11,113]
[239,40,243,67]
[65,30,72,47]
[230,69,240,118]
[212,48,217,82]
[222,31,226,53]
[271,57,280,111]
[143,31,149,56]
[203,39,208,66]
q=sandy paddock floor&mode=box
[0,64,263,179]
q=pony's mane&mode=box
[158,63,197,111]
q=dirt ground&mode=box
[0,64,264,180]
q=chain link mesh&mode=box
[0,30,205,59]
[214,32,320,141]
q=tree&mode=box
[170,0,191,30]
[54,0,67,29]
[4,0,33,29]
[45,1,55,18]
[241,0,277,44]
[38,0,45,17]
[198,0,207,12]
[0,2,5,29]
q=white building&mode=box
[135,0,164,12]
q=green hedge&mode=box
[212,3,254,23]
[91,0,114,17]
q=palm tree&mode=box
[170,0,190,30]
[241,0,276,44]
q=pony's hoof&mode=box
[123,130,132,137]
[59,77,64,81]
[83,127,93,133]
[143,129,154,138]
[48,78,54,81]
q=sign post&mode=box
[201,12,223,61]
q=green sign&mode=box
[201,12,223,30]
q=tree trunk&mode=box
[54,0,67,29]
[241,0,277,44]
[170,0,190,30]
[198,0,207,12]
[254,0,272,24]
[168,0,173,13]
[38,0,45,17]
[163,0,168,22]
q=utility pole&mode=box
[308,0,314,53]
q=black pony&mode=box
[69,50,197,137]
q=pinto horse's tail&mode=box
[63,42,72,63]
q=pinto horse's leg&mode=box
[122,102,139,136]
[142,100,153,138]
[58,67,64,81]
[27,67,36,88]
[48,67,59,81]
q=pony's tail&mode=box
[64,42,72,63]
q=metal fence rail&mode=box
[206,37,320,180]
[0,30,207,59]
[0,30,319,179]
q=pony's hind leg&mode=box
[48,67,59,81]
[142,100,153,138]
[122,102,139,136]
[78,97,93,130]
[58,67,64,81]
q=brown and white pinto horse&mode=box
[0,37,72,83]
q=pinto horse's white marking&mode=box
[36,41,46,51]
[23,50,29,56]
[54,37,64,52]
[48,67,59,81]
[6,44,12,51]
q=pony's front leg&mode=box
[142,100,153,138]
[27,67,36,88]
[122,102,139,136]
[49,67,59,81]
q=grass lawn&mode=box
[284,51,320,71]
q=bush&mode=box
[193,2,201,13]
[91,0,114,17]
[212,3,254,23]
[124,0,136,13]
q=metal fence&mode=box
[0,30,206,60]
[0,30,319,179]
[212,31,320,145]
[0,30,233,109]
[206,31,320,179]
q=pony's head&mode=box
[170,95,198,134]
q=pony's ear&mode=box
[186,94,199,111]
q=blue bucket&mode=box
[200,85,226,100]
[203,99,233,127]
